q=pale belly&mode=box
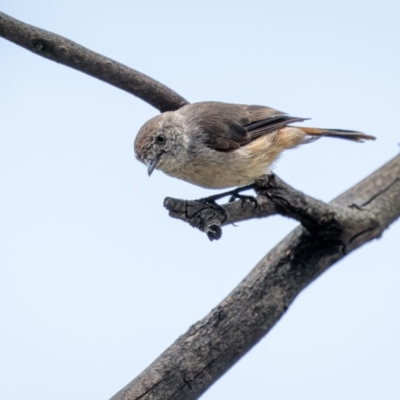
[164,138,281,189]
[159,128,304,189]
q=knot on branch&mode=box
[32,38,55,56]
[164,198,225,240]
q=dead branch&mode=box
[0,12,189,112]
[112,154,400,400]
[164,174,378,241]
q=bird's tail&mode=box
[298,127,376,143]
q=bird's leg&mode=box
[199,184,256,204]
[228,186,259,203]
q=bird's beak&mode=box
[147,153,162,176]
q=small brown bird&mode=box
[134,102,375,190]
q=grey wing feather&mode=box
[185,102,307,152]
[244,105,308,139]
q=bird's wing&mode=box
[187,102,307,152]
[244,105,308,140]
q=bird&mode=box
[134,101,375,191]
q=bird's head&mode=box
[134,112,186,176]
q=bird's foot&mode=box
[196,185,257,222]
[196,197,228,222]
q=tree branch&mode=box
[164,174,378,240]
[0,12,189,112]
[111,154,400,400]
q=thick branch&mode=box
[0,12,189,112]
[111,154,400,400]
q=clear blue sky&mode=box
[1,1,399,399]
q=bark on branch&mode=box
[0,12,189,112]
[2,11,399,400]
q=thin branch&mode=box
[164,174,378,240]
[0,12,189,112]
[111,154,400,400]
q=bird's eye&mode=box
[156,134,166,145]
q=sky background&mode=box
[1,1,399,399]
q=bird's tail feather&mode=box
[298,127,376,143]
